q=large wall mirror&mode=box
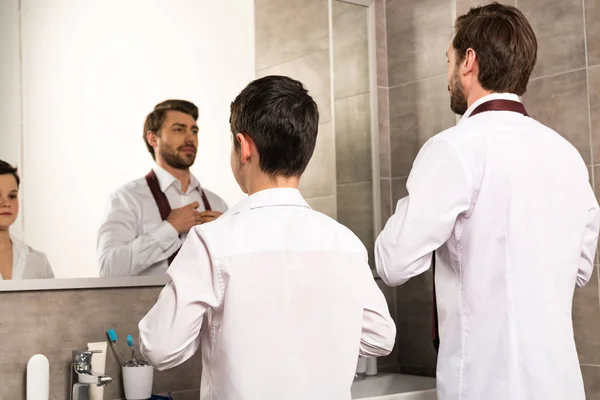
[0,0,381,290]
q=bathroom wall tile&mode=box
[394,269,438,372]
[523,70,592,164]
[455,0,516,17]
[378,87,392,178]
[376,279,399,368]
[257,50,332,123]
[386,0,453,87]
[333,5,370,99]
[375,0,388,87]
[335,93,373,184]
[380,178,393,229]
[582,365,600,399]
[332,0,358,16]
[337,181,375,266]
[573,268,600,365]
[306,195,338,219]
[0,287,203,399]
[590,67,600,165]
[519,0,586,78]
[389,75,455,178]
[392,177,409,204]
[594,165,600,206]
[254,0,329,70]
[587,0,600,67]
[299,122,336,198]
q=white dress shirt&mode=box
[375,93,600,400]
[3,235,54,280]
[97,165,229,277]
[139,188,396,400]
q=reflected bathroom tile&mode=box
[375,0,388,87]
[519,0,586,78]
[335,93,373,184]
[582,365,600,399]
[299,123,336,198]
[337,181,375,265]
[590,67,600,165]
[587,0,600,67]
[378,87,391,178]
[523,70,591,164]
[257,51,332,123]
[455,0,515,16]
[380,178,393,229]
[255,0,329,70]
[333,5,370,98]
[386,0,453,86]
[306,195,337,219]
[332,0,360,17]
[391,177,408,204]
[389,75,455,178]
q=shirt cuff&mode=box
[149,221,180,251]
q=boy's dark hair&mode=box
[229,75,319,177]
[0,160,20,187]
[143,99,199,159]
[453,2,537,95]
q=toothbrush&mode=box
[106,328,129,365]
[127,334,148,365]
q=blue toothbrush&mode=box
[127,334,148,365]
[106,329,128,365]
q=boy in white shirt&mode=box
[139,75,396,400]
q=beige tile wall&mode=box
[0,286,202,399]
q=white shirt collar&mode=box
[152,164,201,194]
[230,188,310,215]
[9,235,29,280]
[458,93,521,124]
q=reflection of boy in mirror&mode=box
[138,76,395,399]
[97,100,228,277]
[0,160,54,280]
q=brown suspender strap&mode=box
[431,99,528,353]
[145,169,212,265]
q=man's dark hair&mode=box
[453,2,537,95]
[0,160,20,187]
[143,99,199,159]
[229,75,319,177]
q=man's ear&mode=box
[462,48,478,76]
[147,131,158,147]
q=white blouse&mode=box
[3,235,54,280]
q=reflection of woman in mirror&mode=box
[0,160,54,280]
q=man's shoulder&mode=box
[110,176,151,201]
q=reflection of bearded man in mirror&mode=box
[97,100,229,277]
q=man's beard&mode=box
[449,71,468,115]
[159,145,196,169]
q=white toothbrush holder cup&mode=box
[122,364,153,399]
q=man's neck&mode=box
[157,161,192,192]
[246,174,299,196]
[466,87,495,109]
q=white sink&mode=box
[351,373,437,400]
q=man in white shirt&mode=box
[375,4,599,400]
[139,75,396,399]
[97,100,228,277]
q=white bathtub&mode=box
[351,373,437,400]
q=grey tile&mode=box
[523,70,592,163]
[519,0,586,78]
[582,365,600,399]
[375,0,388,87]
[394,269,438,371]
[299,122,336,198]
[376,279,399,368]
[591,67,600,165]
[594,165,600,208]
[455,0,515,17]
[386,0,454,87]
[389,75,455,178]
[254,0,329,70]
[257,51,332,123]
[335,93,373,184]
[337,181,375,265]
[587,0,600,67]
[333,5,370,99]
[380,178,393,229]
[392,177,408,204]
[332,0,362,17]
[306,195,337,219]
[378,87,391,178]
[573,267,600,365]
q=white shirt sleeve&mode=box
[375,137,473,286]
[97,190,181,277]
[576,186,600,288]
[138,227,222,371]
[359,261,397,357]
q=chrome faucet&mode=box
[70,350,112,400]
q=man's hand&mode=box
[167,202,203,234]
[198,211,223,224]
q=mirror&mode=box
[0,0,380,288]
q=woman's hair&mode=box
[0,160,20,187]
